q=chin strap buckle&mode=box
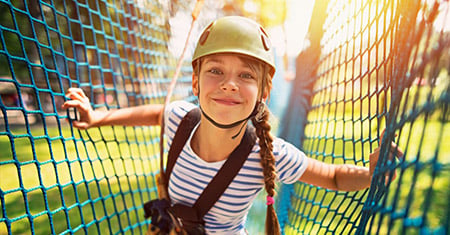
[254,102,265,122]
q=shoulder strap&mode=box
[164,107,256,219]
[164,108,201,188]
[194,126,256,218]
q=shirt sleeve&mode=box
[163,100,197,146]
[273,138,309,184]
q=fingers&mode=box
[373,142,403,164]
[380,144,401,184]
[379,128,397,144]
[61,100,88,111]
[72,121,89,130]
[389,141,404,159]
[66,91,88,103]
[64,111,91,129]
[384,173,397,185]
[62,87,91,111]
[63,88,93,130]
[67,92,86,102]
[67,88,88,99]
[65,88,89,106]
[378,129,402,159]
[383,155,398,184]
[370,134,402,186]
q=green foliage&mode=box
[0,125,160,234]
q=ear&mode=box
[262,91,269,100]
[192,74,199,96]
[261,87,270,101]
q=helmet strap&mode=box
[195,59,267,139]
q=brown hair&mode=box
[251,67,280,235]
[194,54,280,234]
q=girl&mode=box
[62,16,401,235]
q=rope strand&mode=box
[159,0,204,198]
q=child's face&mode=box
[192,54,260,125]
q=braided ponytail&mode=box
[250,61,280,235]
[252,103,280,235]
[196,54,280,233]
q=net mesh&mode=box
[0,0,449,234]
[0,0,193,233]
[278,0,449,234]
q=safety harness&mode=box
[144,108,256,235]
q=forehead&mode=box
[203,53,242,64]
[202,53,260,67]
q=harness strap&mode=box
[163,108,256,219]
[164,108,201,189]
[194,126,256,218]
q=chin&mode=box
[214,115,239,125]
[208,110,244,124]
[203,101,253,124]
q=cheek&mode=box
[201,77,220,92]
[243,84,259,104]
[248,81,260,96]
[196,78,214,104]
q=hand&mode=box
[369,129,404,184]
[61,88,98,129]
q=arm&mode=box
[298,158,370,191]
[85,104,164,127]
[299,137,403,191]
[62,88,163,129]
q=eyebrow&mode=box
[203,57,253,70]
[203,58,224,65]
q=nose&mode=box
[220,76,238,92]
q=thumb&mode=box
[72,121,89,130]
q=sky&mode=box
[167,0,449,62]
[267,1,314,57]
[167,1,314,60]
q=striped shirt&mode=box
[164,101,308,234]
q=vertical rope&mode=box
[0,0,448,234]
[277,0,328,230]
[278,0,449,234]
[158,0,204,199]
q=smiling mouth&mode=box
[213,98,241,105]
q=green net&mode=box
[278,0,449,234]
[0,0,194,233]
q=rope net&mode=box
[278,0,449,234]
[0,0,194,234]
[0,0,448,234]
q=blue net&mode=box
[277,0,449,234]
[1,0,449,234]
[0,0,193,233]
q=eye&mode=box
[208,68,222,75]
[239,72,255,80]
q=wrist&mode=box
[89,110,104,127]
[336,165,371,191]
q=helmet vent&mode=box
[259,27,271,51]
[199,22,214,45]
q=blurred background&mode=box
[0,0,448,234]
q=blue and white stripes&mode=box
[164,101,308,234]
